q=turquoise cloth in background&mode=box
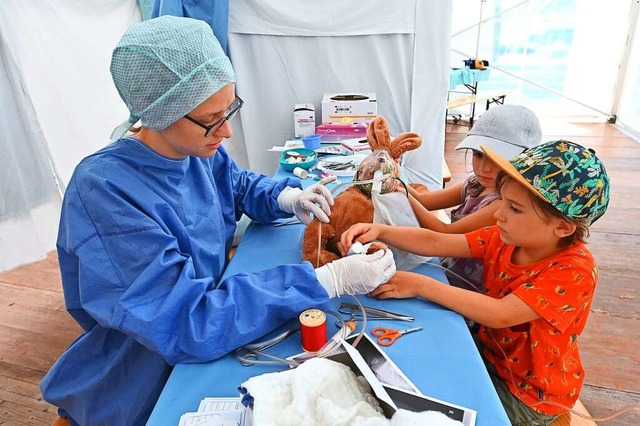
[449,68,490,90]
[137,0,155,20]
[152,0,230,54]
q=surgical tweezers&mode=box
[235,327,300,367]
[338,302,414,322]
[320,160,356,171]
[273,218,302,227]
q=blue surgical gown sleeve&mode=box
[214,145,301,224]
[59,143,326,366]
[41,139,328,425]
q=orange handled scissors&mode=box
[371,326,423,346]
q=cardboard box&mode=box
[316,122,368,142]
[293,103,316,138]
[321,93,377,124]
[339,137,372,155]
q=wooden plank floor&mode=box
[0,121,638,425]
[445,120,640,425]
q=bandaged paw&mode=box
[316,249,396,297]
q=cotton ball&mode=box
[348,242,364,255]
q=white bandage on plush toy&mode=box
[371,190,431,271]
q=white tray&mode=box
[316,154,367,177]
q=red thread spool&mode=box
[299,309,327,352]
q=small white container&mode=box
[294,103,316,138]
[293,167,308,179]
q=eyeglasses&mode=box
[184,95,244,137]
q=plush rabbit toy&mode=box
[302,116,425,268]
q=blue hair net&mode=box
[110,16,235,141]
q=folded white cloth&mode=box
[241,357,385,425]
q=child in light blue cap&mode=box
[41,16,395,425]
[407,105,543,292]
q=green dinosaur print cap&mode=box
[482,140,610,226]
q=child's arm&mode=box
[369,271,541,328]
[409,196,501,234]
[340,223,471,259]
[407,182,464,210]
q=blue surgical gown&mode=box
[40,138,329,425]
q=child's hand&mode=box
[394,185,408,195]
[368,271,423,299]
[340,223,382,256]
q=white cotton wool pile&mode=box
[241,357,463,426]
[241,357,385,425]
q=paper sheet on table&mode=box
[341,339,397,410]
[179,396,246,426]
[198,397,243,413]
[267,140,305,151]
[178,411,245,426]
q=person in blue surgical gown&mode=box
[40,16,395,426]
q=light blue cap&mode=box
[455,105,542,160]
[110,16,235,141]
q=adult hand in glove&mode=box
[315,249,396,298]
[277,176,337,224]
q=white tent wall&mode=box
[0,0,451,272]
[0,0,140,272]
[0,32,60,271]
[227,0,452,188]
[0,1,140,186]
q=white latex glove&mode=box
[277,176,337,224]
[315,250,396,298]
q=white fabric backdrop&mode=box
[0,0,140,188]
[0,0,451,271]
[225,0,452,188]
[0,0,140,271]
[0,32,61,271]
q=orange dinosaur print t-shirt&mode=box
[466,226,597,415]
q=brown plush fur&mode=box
[302,116,425,268]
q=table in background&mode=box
[447,68,507,127]
[147,168,510,426]
[449,68,490,91]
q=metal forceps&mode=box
[371,326,423,346]
[273,218,301,227]
[337,302,415,324]
[320,160,356,171]
[235,327,300,367]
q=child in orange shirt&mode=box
[341,140,610,425]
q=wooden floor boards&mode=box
[0,121,638,425]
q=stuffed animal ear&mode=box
[390,132,422,160]
[367,116,391,151]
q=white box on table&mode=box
[340,137,372,155]
[321,93,377,124]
